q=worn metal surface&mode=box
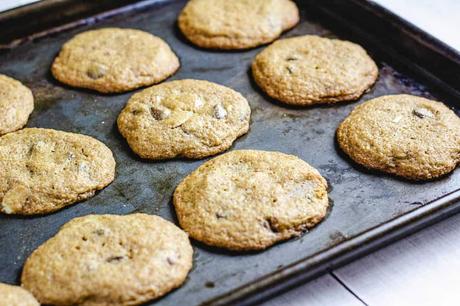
[0,0,459,305]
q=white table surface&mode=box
[1,1,459,306]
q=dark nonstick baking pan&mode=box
[1,0,459,305]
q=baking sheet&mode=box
[0,0,459,305]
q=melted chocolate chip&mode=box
[413,107,434,119]
[106,256,124,263]
[167,257,175,265]
[213,104,227,119]
[86,64,107,79]
[263,217,280,233]
[150,107,169,120]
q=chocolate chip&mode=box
[413,107,434,119]
[150,107,170,120]
[213,104,227,119]
[131,108,142,115]
[106,256,124,263]
[27,145,35,157]
[167,257,175,265]
[93,229,105,236]
[286,56,298,61]
[263,217,280,233]
[286,66,294,74]
[215,212,226,219]
[67,152,75,161]
[86,64,107,79]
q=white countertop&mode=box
[0,0,39,12]
[1,1,459,305]
[374,0,460,51]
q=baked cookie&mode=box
[178,0,299,49]
[337,95,460,180]
[22,214,193,306]
[51,28,179,93]
[0,128,115,215]
[0,74,34,135]
[0,283,39,306]
[117,79,251,160]
[173,150,329,251]
[252,35,378,106]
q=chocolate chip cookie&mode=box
[178,0,299,49]
[117,79,251,160]
[52,28,179,93]
[0,128,116,215]
[337,94,460,180]
[0,283,39,306]
[173,150,329,251]
[252,35,378,106]
[22,214,193,306]
[0,74,34,136]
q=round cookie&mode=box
[252,35,378,106]
[117,79,251,160]
[51,28,179,93]
[0,74,34,135]
[0,283,39,306]
[178,0,299,50]
[0,128,116,215]
[337,94,460,180]
[173,150,329,251]
[22,214,193,306]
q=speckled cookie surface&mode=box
[52,28,179,93]
[22,214,193,306]
[173,150,329,251]
[0,74,34,135]
[252,35,378,106]
[117,79,251,160]
[178,0,299,49]
[0,128,115,215]
[0,283,39,306]
[337,95,460,180]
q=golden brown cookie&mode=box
[0,128,116,215]
[117,79,251,160]
[173,150,329,251]
[178,0,299,49]
[252,35,378,106]
[0,283,39,306]
[0,74,34,135]
[51,28,179,93]
[22,214,193,306]
[337,95,460,180]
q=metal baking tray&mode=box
[1,0,460,305]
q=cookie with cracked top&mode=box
[51,28,179,93]
[337,94,460,180]
[178,0,299,50]
[21,214,193,306]
[117,79,251,160]
[0,128,115,215]
[173,150,329,251]
[252,35,378,106]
